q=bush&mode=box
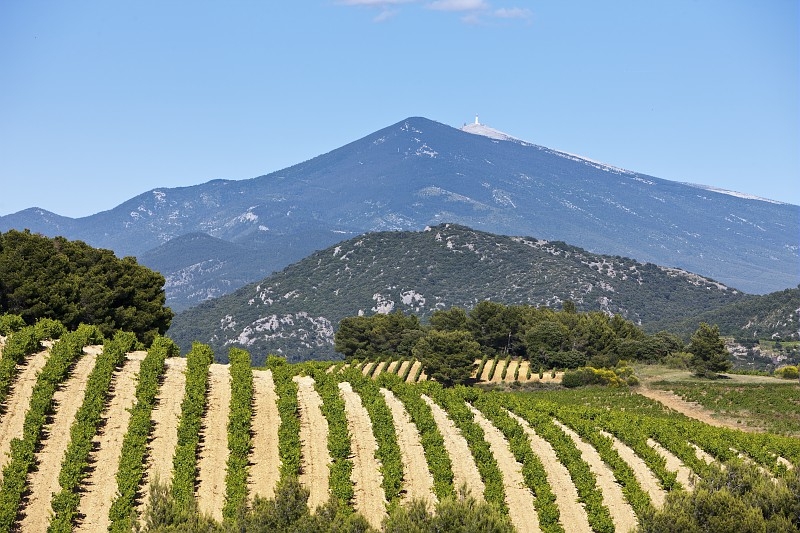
[775,365,799,380]
[0,314,25,335]
[664,351,693,370]
[34,317,66,340]
[561,366,634,388]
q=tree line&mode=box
[335,301,730,385]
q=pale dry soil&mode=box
[248,369,281,501]
[396,360,411,380]
[599,430,666,508]
[647,438,694,490]
[76,351,146,532]
[466,403,541,533]
[19,346,100,532]
[338,382,387,529]
[0,346,51,478]
[406,362,422,383]
[386,360,399,375]
[420,395,485,499]
[143,356,187,493]
[379,388,436,506]
[196,363,232,522]
[294,375,331,511]
[506,410,591,533]
[551,419,638,533]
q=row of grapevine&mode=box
[468,391,562,533]
[505,397,616,533]
[419,382,507,512]
[0,325,99,531]
[48,330,137,532]
[171,342,214,511]
[267,358,301,483]
[0,325,45,410]
[383,378,455,500]
[310,366,354,507]
[223,348,254,520]
[108,336,176,532]
[343,369,404,508]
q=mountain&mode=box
[1,116,797,309]
[651,286,800,341]
[166,224,746,364]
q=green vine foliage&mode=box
[49,330,136,533]
[108,336,177,532]
[266,357,301,483]
[223,348,254,521]
[170,342,213,513]
[0,326,89,532]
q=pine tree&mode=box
[688,322,731,377]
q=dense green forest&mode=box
[0,229,172,344]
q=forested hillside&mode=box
[168,224,745,363]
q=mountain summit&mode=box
[1,116,797,309]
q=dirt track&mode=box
[197,363,232,522]
[421,395,484,498]
[249,369,280,500]
[0,347,51,478]
[20,347,100,533]
[76,351,146,532]
[294,375,331,510]
[339,382,387,529]
[507,410,591,533]
[380,388,436,506]
[467,403,540,533]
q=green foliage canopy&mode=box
[412,330,480,386]
[0,229,173,345]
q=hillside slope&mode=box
[167,224,744,363]
[1,117,796,308]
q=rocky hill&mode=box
[167,224,746,363]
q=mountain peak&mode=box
[460,118,525,144]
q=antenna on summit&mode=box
[474,114,479,125]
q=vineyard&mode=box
[0,336,798,532]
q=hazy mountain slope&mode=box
[167,224,745,364]
[2,117,797,300]
[650,287,800,341]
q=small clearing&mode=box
[0,346,51,477]
[76,351,146,532]
[294,375,331,511]
[466,404,541,533]
[379,388,436,506]
[421,395,484,499]
[196,363,232,522]
[552,419,638,533]
[248,369,281,500]
[143,357,187,493]
[647,438,694,490]
[599,430,666,508]
[19,347,99,533]
[338,382,387,529]
[507,411,591,533]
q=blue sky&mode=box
[1,1,797,218]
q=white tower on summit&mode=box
[475,114,479,125]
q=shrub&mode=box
[0,314,26,335]
[775,365,799,380]
[562,367,629,388]
[34,317,66,340]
